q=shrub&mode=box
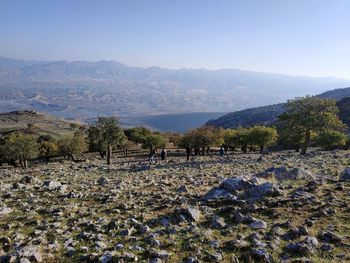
[316,130,347,151]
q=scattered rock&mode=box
[339,168,350,181]
[319,231,342,243]
[42,180,62,191]
[249,219,267,230]
[97,176,109,186]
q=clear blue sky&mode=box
[1,0,350,78]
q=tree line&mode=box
[0,96,348,168]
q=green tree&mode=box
[1,133,38,168]
[166,132,182,146]
[248,126,278,153]
[37,135,58,162]
[58,132,88,161]
[176,133,194,160]
[124,127,151,144]
[194,127,224,155]
[176,127,225,155]
[142,134,166,157]
[87,126,107,157]
[316,130,347,151]
[88,117,127,165]
[224,128,251,153]
[277,121,305,152]
[278,96,345,155]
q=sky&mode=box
[1,0,350,78]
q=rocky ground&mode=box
[1,150,350,262]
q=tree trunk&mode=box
[202,147,205,155]
[107,144,112,165]
[260,145,264,154]
[186,147,191,161]
[19,159,24,169]
[301,131,311,155]
[242,145,247,153]
[125,149,128,157]
[19,158,27,169]
[194,148,199,155]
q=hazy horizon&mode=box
[1,0,350,78]
[2,55,350,81]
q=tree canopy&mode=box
[124,127,151,144]
[0,133,38,168]
[316,130,347,151]
[58,132,87,161]
[88,116,127,164]
[278,96,345,154]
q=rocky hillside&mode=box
[0,151,350,262]
[1,56,350,119]
[0,110,82,137]
[207,87,350,129]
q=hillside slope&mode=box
[0,110,82,138]
[207,87,350,128]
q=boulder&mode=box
[319,231,342,243]
[42,180,62,191]
[285,242,314,256]
[203,176,272,201]
[180,206,201,222]
[303,236,319,248]
[210,216,226,229]
[219,177,254,191]
[258,167,315,181]
[203,188,234,200]
[0,207,13,217]
[244,182,281,200]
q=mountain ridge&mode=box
[1,56,350,132]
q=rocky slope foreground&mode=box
[1,151,350,262]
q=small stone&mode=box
[176,185,188,193]
[97,177,109,186]
[321,243,334,251]
[249,219,267,229]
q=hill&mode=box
[1,56,350,120]
[206,87,350,128]
[0,110,83,138]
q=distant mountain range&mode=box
[206,87,350,129]
[1,56,350,132]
